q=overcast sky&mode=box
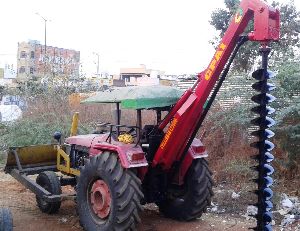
[0,0,299,75]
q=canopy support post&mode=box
[116,102,120,135]
[136,109,142,143]
[156,109,162,124]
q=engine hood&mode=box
[65,134,107,147]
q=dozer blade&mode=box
[4,144,57,173]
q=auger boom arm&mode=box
[153,0,279,169]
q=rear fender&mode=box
[91,142,148,169]
[174,139,208,185]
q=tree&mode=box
[273,61,300,174]
[210,0,300,72]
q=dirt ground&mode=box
[0,170,288,231]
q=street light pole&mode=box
[93,52,100,77]
[44,18,47,54]
[36,13,50,77]
[36,13,48,55]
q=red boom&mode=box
[153,0,280,170]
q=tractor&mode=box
[4,0,280,230]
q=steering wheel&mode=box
[117,126,139,138]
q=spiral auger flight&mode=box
[250,47,276,231]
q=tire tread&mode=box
[158,158,214,221]
[77,153,143,231]
[0,208,13,231]
[36,171,61,214]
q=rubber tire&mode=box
[158,159,214,221]
[77,152,143,231]
[0,208,13,231]
[35,171,62,214]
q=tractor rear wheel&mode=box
[0,208,13,231]
[158,158,213,221]
[36,171,62,214]
[77,152,143,231]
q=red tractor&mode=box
[5,0,280,230]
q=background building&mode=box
[120,64,163,86]
[0,64,17,87]
[17,40,80,82]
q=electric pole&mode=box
[93,52,100,77]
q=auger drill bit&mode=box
[250,47,276,231]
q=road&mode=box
[0,171,258,231]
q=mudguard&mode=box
[66,134,148,169]
[174,138,208,185]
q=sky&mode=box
[0,0,299,75]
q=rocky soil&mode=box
[0,170,299,231]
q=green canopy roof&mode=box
[81,85,184,109]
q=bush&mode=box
[0,115,71,148]
[273,104,300,178]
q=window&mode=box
[30,67,34,74]
[20,51,27,58]
[30,51,35,59]
[19,66,25,73]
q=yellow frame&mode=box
[56,146,80,176]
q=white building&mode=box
[0,64,17,86]
[120,64,162,86]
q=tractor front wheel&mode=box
[158,158,214,221]
[77,152,143,231]
[36,171,62,214]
